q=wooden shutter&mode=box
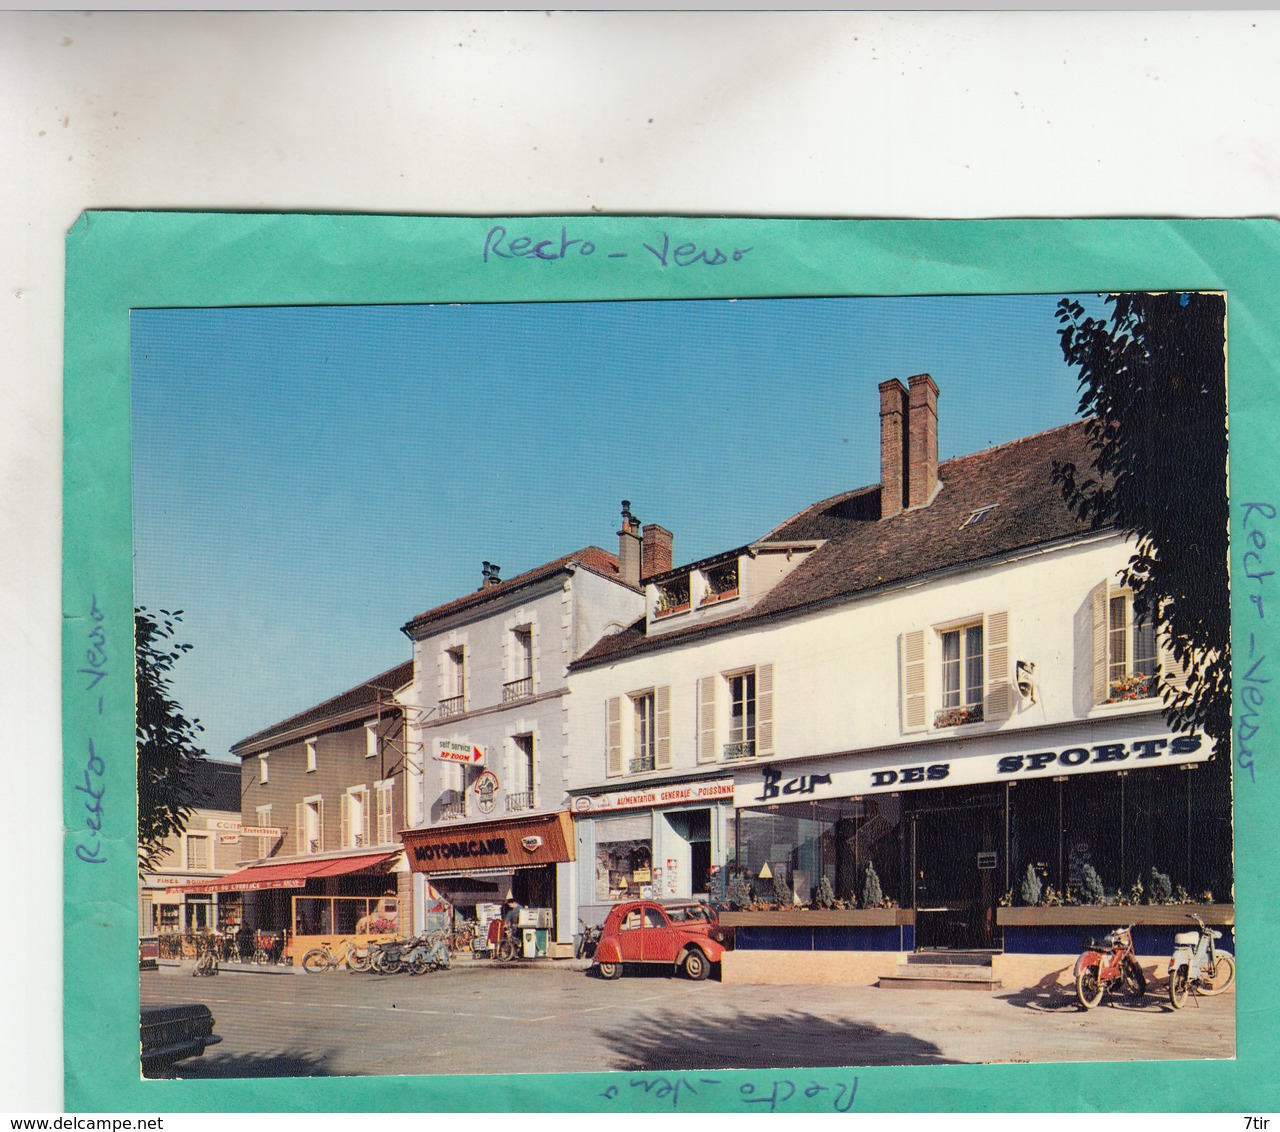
[295,803,304,855]
[1091,580,1109,705]
[605,697,622,778]
[362,791,371,847]
[340,795,350,848]
[316,799,324,852]
[901,630,927,733]
[756,664,774,756]
[1158,607,1194,695]
[985,611,1011,720]
[654,686,672,769]
[697,676,718,763]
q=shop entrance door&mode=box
[911,792,1002,951]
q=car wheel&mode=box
[597,960,622,980]
[682,949,710,981]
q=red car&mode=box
[593,900,731,981]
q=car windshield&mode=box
[666,904,713,923]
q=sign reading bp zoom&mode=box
[435,738,485,765]
[734,732,1211,808]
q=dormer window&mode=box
[962,504,999,528]
[700,561,739,606]
[654,574,690,619]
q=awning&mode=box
[168,852,395,894]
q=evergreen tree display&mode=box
[1080,864,1106,904]
[726,872,752,910]
[861,862,884,908]
[1147,866,1173,904]
[814,875,836,909]
[772,870,794,907]
[1019,863,1042,906]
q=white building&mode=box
[398,518,655,954]
[566,375,1230,981]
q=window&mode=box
[365,722,378,759]
[296,797,324,854]
[654,574,691,618]
[305,738,317,773]
[605,687,672,777]
[632,692,656,773]
[726,671,757,759]
[259,754,269,784]
[899,613,1010,734]
[962,504,998,527]
[938,622,985,727]
[441,647,466,716]
[343,787,370,848]
[376,779,394,844]
[700,560,739,605]
[505,627,534,702]
[507,734,535,812]
[185,834,209,871]
[1107,592,1157,701]
[255,804,273,857]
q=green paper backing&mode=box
[63,212,1280,1112]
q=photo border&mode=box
[63,212,1279,1112]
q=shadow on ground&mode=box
[596,1008,964,1072]
[995,967,1178,1014]
[145,1049,334,1079]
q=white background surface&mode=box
[3,9,1278,1114]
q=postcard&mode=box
[63,213,1278,1112]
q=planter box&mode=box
[997,903,1232,928]
[720,908,914,928]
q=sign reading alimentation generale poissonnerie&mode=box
[734,731,1211,808]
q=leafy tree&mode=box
[1053,293,1230,756]
[137,608,207,873]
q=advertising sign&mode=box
[571,777,733,814]
[436,738,485,766]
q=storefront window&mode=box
[594,811,653,901]
[292,895,398,937]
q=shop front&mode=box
[401,811,575,958]
[724,716,1231,987]
[169,849,402,964]
[570,777,735,927]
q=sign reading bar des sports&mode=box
[436,738,485,766]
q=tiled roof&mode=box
[400,546,625,636]
[182,758,241,811]
[573,419,1105,668]
[232,659,414,755]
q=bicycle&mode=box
[192,934,220,977]
[301,937,372,973]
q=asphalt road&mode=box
[140,959,1235,1079]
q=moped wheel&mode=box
[1169,963,1190,1009]
[408,954,431,975]
[301,948,330,973]
[1076,963,1104,1010]
[433,946,451,970]
[496,939,517,964]
[596,959,622,980]
[1120,957,1147,1003]
[575,935,586,960]
[346,949,371,974]
[1196,953,1234,995]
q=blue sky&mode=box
[131,294,1094,763]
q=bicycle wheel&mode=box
[496,939,517,963]
[408,954,432,975]
[346,947,371,974]
[1198,953,1235,996]
[194,952,217,977]
[301,948,331,973]
[1075,964,1103,1009]
[434,945,451,970]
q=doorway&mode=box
[910,787,1003,951]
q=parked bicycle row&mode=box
[301,930,452,975]
[159,928,291,965]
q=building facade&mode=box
[398,526,651,954]
[567,376,1231,981]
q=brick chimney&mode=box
[641,524,673,581]
[879,378,909,519]
[481,561,502,589]
[907,373,939,509]
[617,501,642,587]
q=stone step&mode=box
[878,974,1002,991]
[895,963,997,980]
[904,951,996,967]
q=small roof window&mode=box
[962,504,999,528]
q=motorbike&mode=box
[1074,923,1146,1009]
[372,933,450,975]
[1168,913,1235,1008]
[575,918,601,960]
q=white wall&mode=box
[567,532,1147,790]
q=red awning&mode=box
[168,852,395,894]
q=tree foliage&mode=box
[137,607,207,873]
[1053,293,1230,756]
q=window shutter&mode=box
[605,697,622,778]
[1159,618,1194,695]
[756,663,774,756]
[655,685,672,769]
[1091,580,1109,705]
[340,795,350,847]
[316,799,324,852]
[697,676,718,763]
[985,611,1011,719]
[295,803,304,855]
[901,630,927,733]
[362,792,371,847]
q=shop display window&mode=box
[595,837,653,902]
[291,895,398,937]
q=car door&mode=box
[616,906,645,962]
[641,904,676,963]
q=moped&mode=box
[1168,913,1234,1008]
[1074,923,1146,1009]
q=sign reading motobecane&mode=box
[403,811,574,872]
[733,730,1212,808]
[436,738,485,766]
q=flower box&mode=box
[1106,674,1154,703]
[700,588,739,606]
[997,903,1232,927]
[934,704,984,728]
[719,908,914,928]
[654,602,690,619]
